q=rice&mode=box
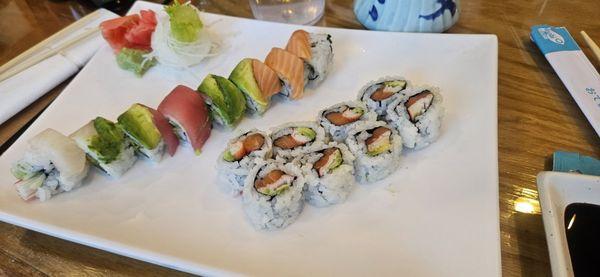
[216,129,273,195]
[357,76,412,116]
[317,100,377,142]
[345,121,403,184]
[242,160,305,230]
[294,142,356,207]
[385,86,444,149]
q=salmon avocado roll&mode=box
[358,76,411,116]
[242,159,305,230]
[229,58,281,115]
[217,129,273,195]
[285,29,333,86]
[295,142,356,207]
[265,47,308,100]
[318,101,377,142]
[385,86,444,149]
[345,121,403,184]
[270,121,328,161]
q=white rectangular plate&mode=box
[0,1,500,276]
[537,172,600,277]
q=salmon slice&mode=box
[264,48,305,100]
[251,59,282,98]
[273,135,300,149]
[370,87,394,101]
[243,133,265,152]
[285,30,311,61]
[313,148,338,176]
[255,170,286,188]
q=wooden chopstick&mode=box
[0,9,102,76]
[581,31,600,65]
[0,27,99,83]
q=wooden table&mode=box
[1,0,599,275]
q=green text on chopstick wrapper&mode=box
[165,2,203,43]
[116,48,157,77]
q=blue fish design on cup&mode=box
[354,0,460,32]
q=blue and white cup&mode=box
[354,0,460,33]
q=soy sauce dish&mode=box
[537,172,600,277]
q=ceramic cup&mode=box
[354,0,460,33]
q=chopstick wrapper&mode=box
[0,9,118,125]
[553,151,600,176]
[531,25,600,137]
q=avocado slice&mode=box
[294,127,316,141]
[198,74,246,127]
[118,104,162,150]
[229,59,269,114]
[366,136,391,157]
[383,80,407,89]
[214,75,246,124]
[88,117,125,164]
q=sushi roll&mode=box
[217,129,272,195]
[117,103,180,162]
[295,142,356,207]
[242,159,305,230]
[264,47,308,100]
[285,29,333,85]
[198,74,246,127]
[318,101,377,142]
[11,129,89,201]
[229,58,282,115]
[358,77,411,116]
[158,85,212,154]
[270,121,327,161]
[385,86,444,149]
[70,117,137,178]
[345,121,403,184]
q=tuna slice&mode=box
[251,59,282,98]
[142,104,180,156]
[264,48,305,100]
[285,30,312,61]
[158,85,211,154]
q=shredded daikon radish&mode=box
[150,9,220,68]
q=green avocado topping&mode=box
[165,1,203,43]
[118,104,161,150]
[88,117,125,164]
[229,59,269,114]
[198,74,246,127]
[116,48,157,77]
